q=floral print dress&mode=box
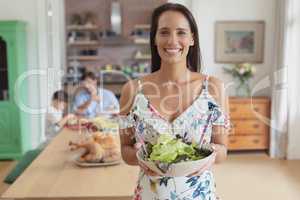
[119,76,230,200]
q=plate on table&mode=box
[65,122,98,132]
[74,156,121,167]
[65,124,81,131]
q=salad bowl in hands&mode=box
[136,134,215,177]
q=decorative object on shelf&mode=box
[215,21,265,63]
[79,49,98,56]
[134,50,151,60]
[70,13,83,26]
[223,63,256,97]
[68,31,77,43]
[130,24,150,44]
[99,29,117,38]
[64,60,85,84]
[83,12,97,27]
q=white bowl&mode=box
[136,147,214,177]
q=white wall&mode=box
[0,0,64,148]
[169,0,192,7]
[0,0,43,148]
[191,0,276,96]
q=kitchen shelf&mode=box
[68,56,100,61]
[68,41,100,47]
[134,24,150,29]
[67,25,99,31]
[133,37,149,44]
[134,54,151,60]
[99,37,132,46]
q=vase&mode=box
[236,79,251,97]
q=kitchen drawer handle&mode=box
[252,124,260,128]
[230,107,237,112]
[229,139,237,143]
[254,107,260,112]
[252,139,260,144]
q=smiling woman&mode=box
[119,3,230,200]
[150,3,201,73]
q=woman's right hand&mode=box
[134,142,160,177]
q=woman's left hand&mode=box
[187,149,216,177]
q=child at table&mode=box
[4,90,76,184]
[44,90,76,145]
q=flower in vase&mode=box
[223,63,256,97]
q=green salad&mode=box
[146,134,212,164]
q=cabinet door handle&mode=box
[230,107,237,112]
[254,107,260,112]
[231,123,236,128]
[229,139,237,143]
[252,139,260,144]
[252,124,260,128]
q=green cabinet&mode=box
[0,21,30,159]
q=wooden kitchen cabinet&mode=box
[228,97,271,151]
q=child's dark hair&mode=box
[81,71,97,81]
[52,90,68,103]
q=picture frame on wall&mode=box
[215,21,265,63]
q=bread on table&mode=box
[69,131,120,163]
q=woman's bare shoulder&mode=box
[207,76,226,105]
[190,72,206,83]
[140,72,158,82]
[121,79,139,93]
[208,76,224,86]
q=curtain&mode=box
[286,0,300,159]
[269,0,289,158]
[270,0,300,159]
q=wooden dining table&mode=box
[1,128,140,200]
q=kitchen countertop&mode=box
[1,128,139,200]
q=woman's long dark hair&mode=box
[150,3,202,73]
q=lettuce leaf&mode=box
[149,134,203,164]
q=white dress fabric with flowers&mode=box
[119,76,230,200]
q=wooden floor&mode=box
[0,160,16,195]
[1,153,300,200]
[213,152,300,200]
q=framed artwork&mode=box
[215,21,265,63]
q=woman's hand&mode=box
[134,142,160,177]
[138,160,160,177]
[187,150,216,177]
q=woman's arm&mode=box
[119,80,139,165]
[209,77,230,163]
